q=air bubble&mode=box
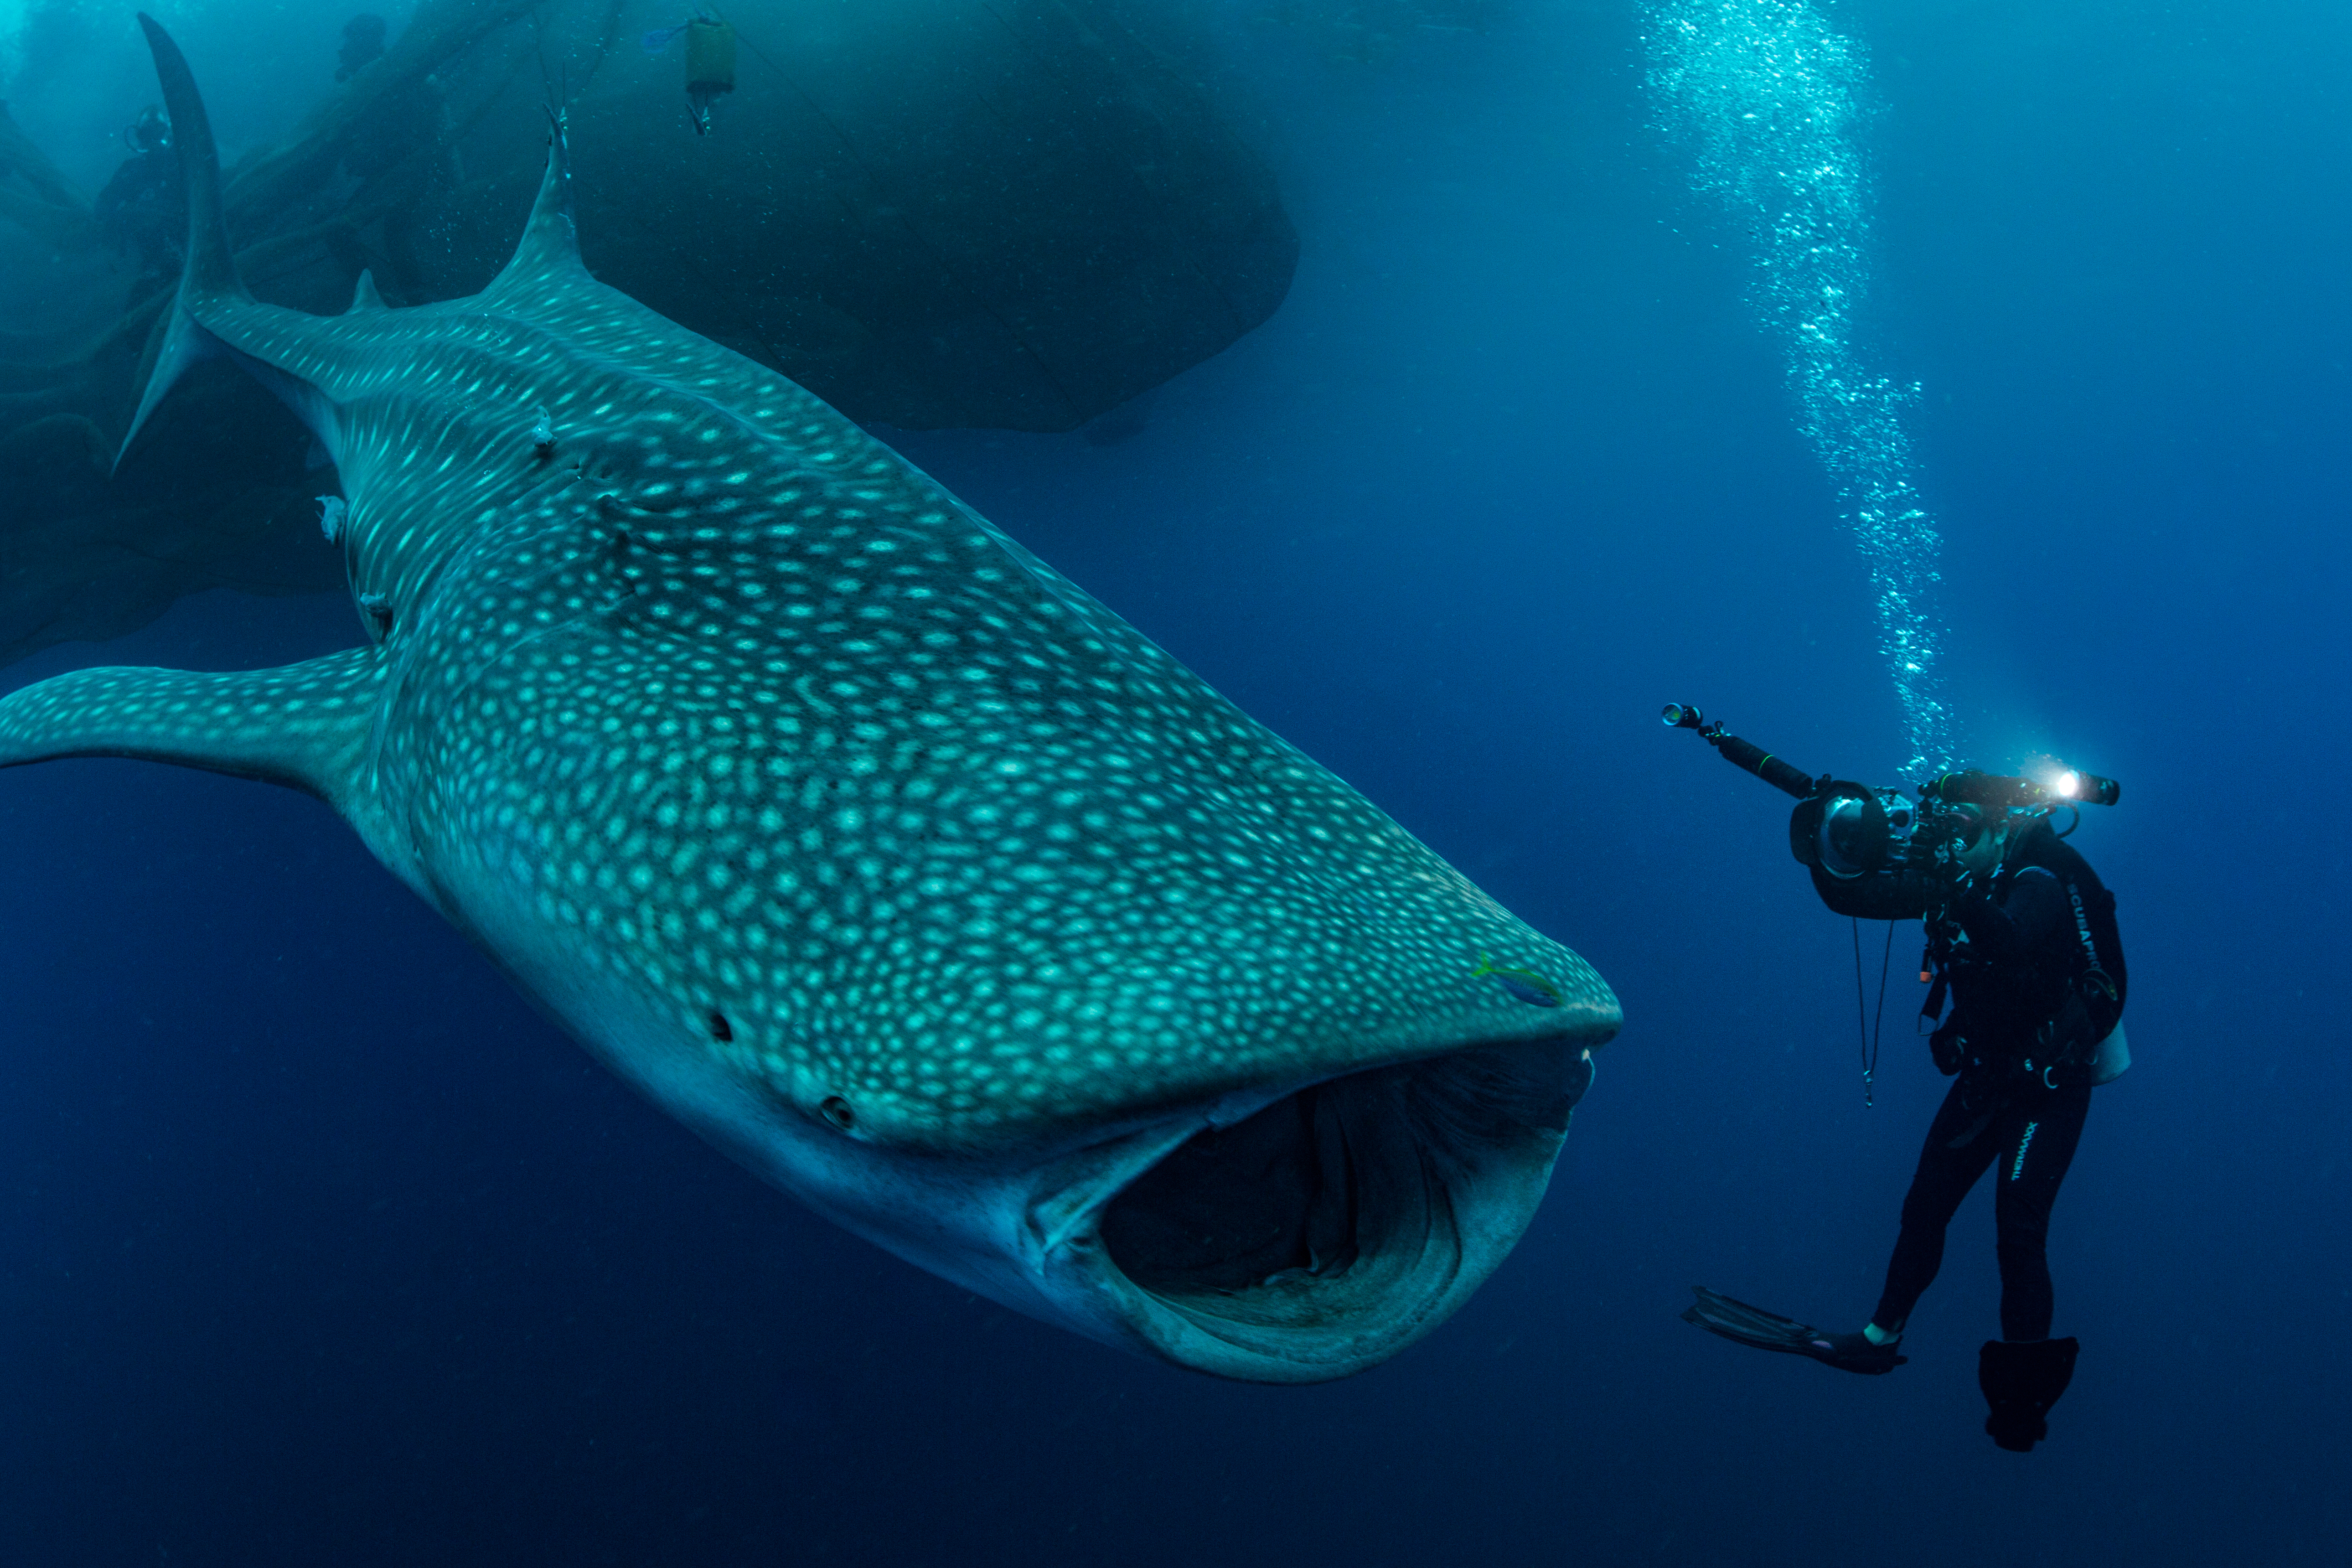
[1647,0,1953,776]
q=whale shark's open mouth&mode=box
[1038,1038,1592,1382]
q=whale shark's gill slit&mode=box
[1096,1040,1583,1352]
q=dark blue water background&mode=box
[3,1,2347,1562]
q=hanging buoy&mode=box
[684,18,735,136]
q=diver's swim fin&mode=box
[1978,1337,2078,1451]
[1682,1286,1907,1375]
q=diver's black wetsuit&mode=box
[94,140,183,283]
[1872,818,2125,1342]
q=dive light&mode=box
[1659,703,1817,801]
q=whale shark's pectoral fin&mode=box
[0,646,384,806]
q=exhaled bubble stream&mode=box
[1645,0,1955,778]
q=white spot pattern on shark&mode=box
[0,16,1619,1383]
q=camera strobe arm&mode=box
[1661,704,1819,801]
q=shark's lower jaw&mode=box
[443,868,1605,1384]
[762,1036,1594,1384]
[1063,1038,1592,1382]
[1077,1038,1591,1381]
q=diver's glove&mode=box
[2032,994,2096,1089]
[1929,1020,1966,1076]
[1943,877,2012,951]
[2030,968,2122,1089]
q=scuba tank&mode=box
[685,18,736,135]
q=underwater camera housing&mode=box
[1660,704,2119,921]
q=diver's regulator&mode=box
[1660,703,2118,922]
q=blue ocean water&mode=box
[2,1,2347,1563]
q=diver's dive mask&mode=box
[1949,802,1993,853]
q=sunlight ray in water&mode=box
[1645,0,1954,776]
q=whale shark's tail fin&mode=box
[116,12,254,471]
[139,13,241,306]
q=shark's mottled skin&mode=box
[0,19,1619,1381]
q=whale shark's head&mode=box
[498,799,1618,1382]
[431,506,1619,1379]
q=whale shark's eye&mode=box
[706,1011,732,1042]
[819,1096,855,1132]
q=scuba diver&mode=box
[1664,706,2127,1454]
[92,105,182,287]
[337,14,388,81]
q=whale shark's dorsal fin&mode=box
[0,647,385,806]
[115,11,253,471]
[347,268,387,312]
[482,108,588,303]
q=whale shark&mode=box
[0,17,1619,1382]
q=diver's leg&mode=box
[1980,1082,2091,1449]
[1990,1081,2092,1342]
[1871,1077,2000,1335]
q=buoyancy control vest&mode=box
[1920,818,2126,1092]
